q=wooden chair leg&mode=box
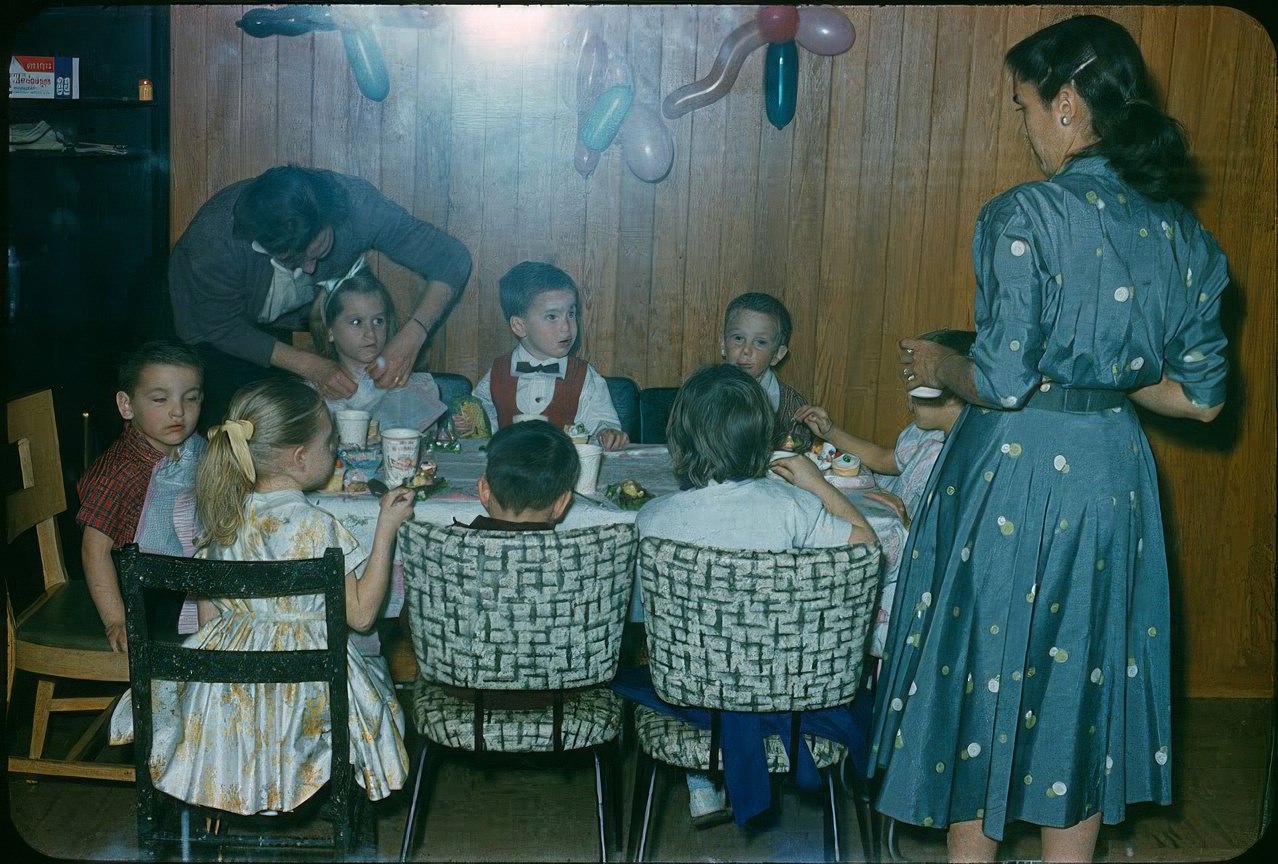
[28,677,55,757]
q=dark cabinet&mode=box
[5,5,170,573]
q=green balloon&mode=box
[764,40,798,129]
[579,84,634,152]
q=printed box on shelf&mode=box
[9,55,80,99]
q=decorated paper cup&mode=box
[380,427,422,487]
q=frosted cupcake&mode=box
[564,422,590,444]
[830,453,861,477]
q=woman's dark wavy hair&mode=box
[232,165,350,256]
[1006,14,1201,204]
[666,364,772,489]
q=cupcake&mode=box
[830,453,861,477]
[564,422,590,444]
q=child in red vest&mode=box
[454,261,629,450]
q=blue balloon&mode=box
[237,5,337,39]
[342,28,390,102]
[763,40,798,130]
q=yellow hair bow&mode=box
[210,419,256,483]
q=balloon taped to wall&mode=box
[236,5,447,102]
[662,6,855,124]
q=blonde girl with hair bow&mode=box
[109,377,416,816]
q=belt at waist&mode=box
[1027,384,1127,413]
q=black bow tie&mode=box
[515,361,561,375]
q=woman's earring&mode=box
[1060,115,1071,126]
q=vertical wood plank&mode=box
[206,4,245,193]
[238,3,278,175]
[168,6,209,241]
[414,18,455,372]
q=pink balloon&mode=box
[619,103,674,183]
[662,20,766,119]
[574,141,601,178]
[757,5,799,44]
[795,7,856,56]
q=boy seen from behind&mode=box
[463,420,579,530]
[77,340,207,651]
[456,261,629,450]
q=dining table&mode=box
[309,438,907,658]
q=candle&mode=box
[82,411,90,472]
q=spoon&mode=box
[367,478,391,496]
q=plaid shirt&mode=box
[76,423,166,547]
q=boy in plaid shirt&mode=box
[76,341,207,651]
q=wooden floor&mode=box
[5,688,1273,862]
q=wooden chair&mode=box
[397,521,638,863]
[115,544,369,857]
[625,538,883,863]
[5,389,133,782]
[638,387,678,444]
[605,376,641,441]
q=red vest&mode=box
[490,353,588,429]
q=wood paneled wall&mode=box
[169,5,1275,697]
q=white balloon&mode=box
[619,103,674,183]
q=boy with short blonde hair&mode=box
[77,341,207,651]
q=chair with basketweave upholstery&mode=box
[397,520,638,863]
[626,537,883,863]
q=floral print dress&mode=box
[870,156,1228,840]
[110,489,409,815]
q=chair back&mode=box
[637,537,881,712]
[433,372,473,410]
[400,521,636,691]
[115,544,354,846]
[604,376,640,441]
[6,390,69,590]
[638,387,678,444]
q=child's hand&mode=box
[596,428,629,451]
[793,405,834,438]
[864,488,909,527]
[377,486,416,528]
[768,451,824,490]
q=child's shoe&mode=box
[686,772,732,828]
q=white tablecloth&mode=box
[309,439,906,654]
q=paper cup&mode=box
[335,409,371,447]
[513,413,548,423]
[574,443,604,495]
[380,427,422,487]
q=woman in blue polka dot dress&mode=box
[869,15,1228,862]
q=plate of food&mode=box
[604,479,653,510]
[826,471,874,490]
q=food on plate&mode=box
[564,422,590,444]
[405,459,438,488]
[450,396,491,439]
[604,479,652,510]
[830,452,861,477]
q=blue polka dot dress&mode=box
[870,156,1228,840]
